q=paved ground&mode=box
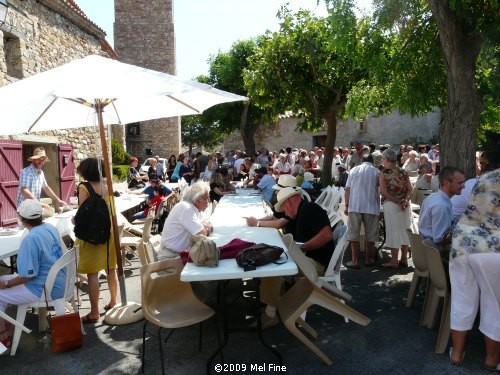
[0,249,486,375]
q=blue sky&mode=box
[76,0,371,80]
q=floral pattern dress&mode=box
[381,167,410,204]
[451,169,500,259]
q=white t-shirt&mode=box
[160,201,204,253]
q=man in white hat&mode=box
[245,174,299,231]
[260,186,335,329]
[15,147,66,209]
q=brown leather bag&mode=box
[48,312,83,353]
[236,243,288,272]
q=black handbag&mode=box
[236,243,288,272]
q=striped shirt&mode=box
[345,162,380,216]
[16,164,48,207]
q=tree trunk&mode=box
[428,0,482,179]
[321,107,338,188]
[239,102,256,155]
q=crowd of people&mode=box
[0,141,497,370]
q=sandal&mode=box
[364,260,376,267]
[103,303,115,311]
[81,313,99,324]
[345,261,360,269]
[399,260,408,267]
[382,262,399,269]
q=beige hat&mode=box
[272,174,297,190]
[28,147,50,162]
[17,199,43,219]
[372,151,383,168]
[274,187,302,212]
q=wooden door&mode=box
[58,144,75,203]
[0,140,23,227]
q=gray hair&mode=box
[382,148,397,163]
[182,181,209,205]
[409,150,418,157]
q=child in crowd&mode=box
[130,185,170,222]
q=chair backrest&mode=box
[142,216,154,243]
[140,258,202,324]
[146,234,161,264]
[324,228,349,277]
[282,233,319,284]
[43,246,79,302]
[416,189,433,207]
[315,186,331,206]
[407,230,429,274]
[422,239,448,295]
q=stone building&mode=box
[114,0,181,161]
[0,0,116,226]
[224,109,440,153]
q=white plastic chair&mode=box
[11,246,81,356]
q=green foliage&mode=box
[349,0,499,141]
[181,115,225,150]
[245,5,366,127]
[112,165,128,181]
[111,138,128,164]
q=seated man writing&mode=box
[260,186,335,329]
[158,182,213,260]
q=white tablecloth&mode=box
[181,193,297,282]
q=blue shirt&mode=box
[301,180,314,189]
[419,189,452,245]
[17,223,65,299]
[257,174,276,202]
[16,164,48,207]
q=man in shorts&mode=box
[344,154,380,268]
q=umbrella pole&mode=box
[95,100,143,325]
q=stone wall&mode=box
[224,110,441,152]
[0,0,113,164]
[114,0,181,161]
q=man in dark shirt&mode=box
[274,187,334,273]
[259,186,335,329]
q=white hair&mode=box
[182,181,209,205]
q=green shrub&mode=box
[112,165,129,181]
[111,138,128,164]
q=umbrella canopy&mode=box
[0,55,247,134]
[0,55,247,324]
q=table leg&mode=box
[206,279,283,374]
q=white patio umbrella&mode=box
[0,55,247,324]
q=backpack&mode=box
[74,181,111,245]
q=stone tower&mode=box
[114,0,181,161]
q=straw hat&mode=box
[274,187,302,212]
[17,199,43,219]
[28,147,49,162]
[272,174,297,190]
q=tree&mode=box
[199,40,272,155]
[181,115,225,155]
[244,3,369,185]
[341,0,500,178]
